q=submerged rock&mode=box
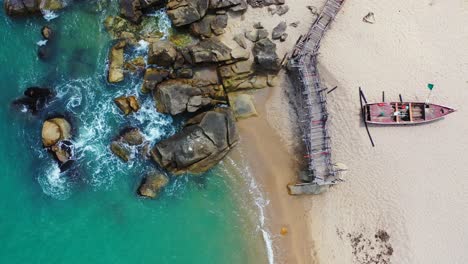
[228,92,258,119]
[123,56,146,73]
[108,41,126,83]
[151,108,239,174]
[138,172,169,198]
[166,0,209,27]
[41,117,71,147]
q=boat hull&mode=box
[364,102,455,125]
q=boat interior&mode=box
[366,102,428,123]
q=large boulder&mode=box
[151,108,239,174]
[141,68,170,93]
[147,40,177,67]
[253,38,279,71]
[137,172,169,198]
[154,78,226,115]
[190,14,228,38]
[41,117,71,147]
[40,0,64,10]
[120,0,142,24]
[114,95,140,115]
[166,0,209,27]
[189,38,232,64]
[108,41,126,83]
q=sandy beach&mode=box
[227,0,468,263]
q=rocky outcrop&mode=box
[110,127,146,162]
[166,0,209,27]
[154,78,226,115]
[151,108,239,174]
[141,68,170,93]
[120,0,142,24]
[190,14,228,38]
[137,172,169,198]
[108,41,126,83]
[4,0,64,16]
[147,40,177,67]
[114,95,140,115]
[42,117,71,147]
[253,38,279,71]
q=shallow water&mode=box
[0,1,267,263]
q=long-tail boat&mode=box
[363,102,455,125]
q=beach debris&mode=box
[306,5,318,15]
[151,108,239,174]
[253,22,264,29]
[253,38,280,71]
[114,95,140,115]
[276,5,289,16]
[272,21,287,40]
[280,227,288,235]
[233,33,247,49]
[363,12,376,24]
[289,21,300,27]
[138,172,169,198]
[110,141,132,162]
[108,40,126,83]
[119,127,145,146]
[228,93,258,119]
[209,0,248,12]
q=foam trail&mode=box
[41,10,59,21]
[37,161,72,200]
[225,154,275,264]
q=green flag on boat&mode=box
[428,83,434,90]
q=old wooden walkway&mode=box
[287,0,345,195]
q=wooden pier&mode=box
[287,0,345,195]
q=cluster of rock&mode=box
[114,95,141,115]
[110,127,148,162]
[41,117,74,171]
[12,87,53,114]
[4,0,65,16]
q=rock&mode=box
[147,40,177,67]
[228,93,258,119]
[253,22,263,29]
[41,26,53,39]
[138,172,169,198]
[40,0,64,10]
[123,56,145,73]
[289,21,299,27]
[189,38,232,64]
[51,140,73,163]
[209,0,246,10]
[114,95,140,115]
[110,141,132,162]
[276,4,288,16]
[219,61,269,91]
[363,12,375,24]
[166,0,209,27]
[120,127,144,145]
[141,68,170,93]
[13,87,52,114]
[190,14,228,38]
[104,15,164,43]
[4,0,65,16]
[280,33,287,41]
[253,38,279,71]
[154,78,226,115]
[247,0,284,8]
[306,5,318,15]
[151,108,239,174]
[119,0,142,24]
[108,40,126,83]
[272,21,286,40]
[41,117,72,147]
[244,29,268,42]
[175,68,193,78]
[233,33,247,49]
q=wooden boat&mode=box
[364,102,455,125]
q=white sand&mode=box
[309,0,468,263]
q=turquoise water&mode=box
[0,1,267,263]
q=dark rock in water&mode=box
[151,108,239,174]
[147,40,177,67]
[120,0,143,24]
[166,0,209,27]
[114,95,140,115]
[41,117,72,147]
[110,141,132,162]
[38,45,53,60]
[272,21,286,40]
[175,68,193,79]
[138,172,169,198]
[253,38,279,71]
[108,40,126,83]
[41,26,53,39]
[51,140,74,171]
[4,0,39,16]
[123,56,145,73]
[24,87,52,98]
[13,87,53,113]
[141,68,170,93]
[120,127,144,146]
[190,14,228,38]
